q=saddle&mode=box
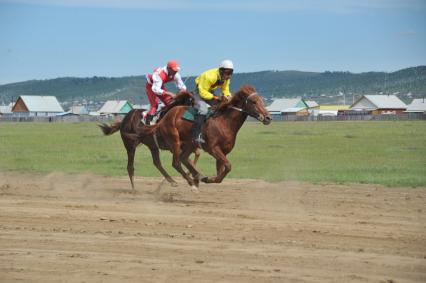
[182,107,214,122]
[154,91,195,123]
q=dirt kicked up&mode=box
[0,172,425,282]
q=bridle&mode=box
[229,92,257,113]
[229,92,265,121]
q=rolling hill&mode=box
[0,66,425,106]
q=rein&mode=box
[229,92,259,118]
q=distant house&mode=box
[312,105,350,117]
[305,100,320,116]
[350,95,406,115]
[282,107,309,117]
[305,100,319,109]
[98,100,133,115]
[405,98,426,113]
[267,98,308,116]
[0,103,13,116]
[11,96,64,117]
[69,105,89,115]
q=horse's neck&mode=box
[218,101,248,133]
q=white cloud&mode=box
[398,29,417,37]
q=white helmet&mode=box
[219,59,234,70]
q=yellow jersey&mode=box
[195,68,231,100]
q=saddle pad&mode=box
[182,107,197,122]
[182,107,213,122]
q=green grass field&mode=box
[1,121,425,187]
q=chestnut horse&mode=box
[101,85,271,190]
[99,91,198,189]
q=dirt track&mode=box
[0,172,425,282]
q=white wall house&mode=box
[406,98,426,113]
[350,95,406,114]
[12,96,64,117]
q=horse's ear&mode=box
[240,85,256,95]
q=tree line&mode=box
[0,66,424,105]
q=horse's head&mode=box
[228,85,271,125]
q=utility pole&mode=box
[384,72,388,95]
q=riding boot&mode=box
[145,114,154,125]
[192,114,206,143]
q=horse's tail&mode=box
[113,124,155,147]
[99,122,121,136]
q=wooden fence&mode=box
[1,113,425,123]
[0,115,112,123]
[259,112,426,122]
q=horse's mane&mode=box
[216,85,257,113]
[157,90,194,121]
[230,85,256,104]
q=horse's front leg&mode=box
[216,158,225,176]
[169,141,197,189]
[202,146,231,183]
[180,148,205,188]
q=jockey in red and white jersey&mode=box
[145,60,187,124]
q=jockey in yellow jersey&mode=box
[192,59,234,143]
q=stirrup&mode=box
[194,134,205,144]
[143,116,155,125]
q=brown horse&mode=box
[103,84,271,190]
[99,91,199,189]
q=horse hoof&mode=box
[201,176,209,183]
[196,174,206,181]
[190,185,199,193]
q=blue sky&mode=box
[0,0,425,84]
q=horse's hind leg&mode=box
[180,147,203,188]
[193,148,201,166]
[123,141,136,190]
[149,146,178,187]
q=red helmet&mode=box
[167,60,180,71]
